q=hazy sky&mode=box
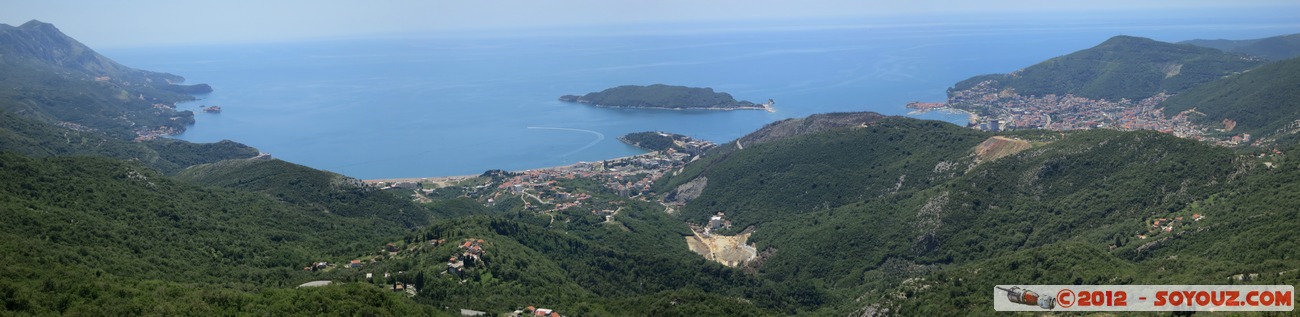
[2,0,1296,48]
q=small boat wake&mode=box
[527,126,605,157]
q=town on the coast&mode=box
[312,134,722,316]
[910,79,1257,146]
[366,136,712,208]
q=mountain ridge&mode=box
[0,20,211,138]
[1181,33,1300,61]
[1160,57,1300,144]
[948,35,1264,101]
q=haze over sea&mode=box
[104,12,1299,179]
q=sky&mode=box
[2,0,1297,48]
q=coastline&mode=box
[362,151,658,184]
[364,101,963,185]
[907,106,976,125]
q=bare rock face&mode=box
[664,176,707,205]
[912,191,948,254]
[972,136,1033,164]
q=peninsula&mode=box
[619,131,717,154]
[560,84,773,111]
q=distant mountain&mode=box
[1161,57,1300,144]
[0,20,203,88]
[0,20,210,138]
[950,35,1264,101]
[560,84,767,110]
[1181,33,1300,61]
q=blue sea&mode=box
[104,12,1300,179]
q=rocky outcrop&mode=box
[664,176,707,205]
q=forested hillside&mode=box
[1161,57,1300,143]
[949,35,1263,101]
[662,118,988,228]
[177,159,431,227]
[1182,33,1300,61]
[654,115,1298,315]
[0,153,442,315]
[0,109,257,173]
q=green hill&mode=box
[950,35,1264,101]
[1161,57,1300,143]
[654,112,1299,314]
[176,158,432,227]
[0,153,442,315]
[383,216,779,315]
[0,109,258,173]
[883,142,1300,314]
[560,84,761,110]
[1182,33,1300,61]
[660,116,988,229]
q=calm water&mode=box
[105,15,1299,179]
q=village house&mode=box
[447,256,464,277]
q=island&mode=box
[560,84,774,111]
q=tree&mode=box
[415,271,426,293]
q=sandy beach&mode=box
[908,106,977,125]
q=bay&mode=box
[104,15,1299,179]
